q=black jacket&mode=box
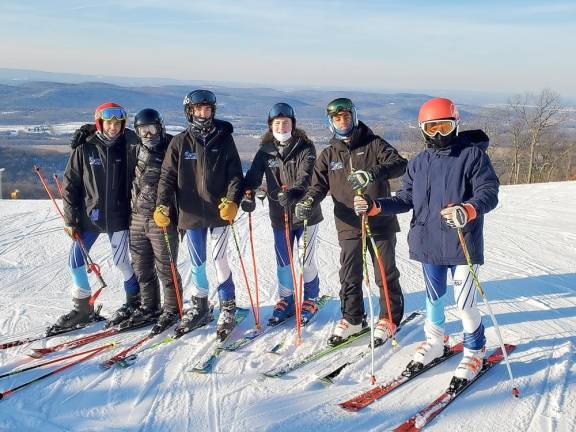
[306,121,407,240]
[244,129,323,229]
[156,119,244,229]
[62,129,138,233]
[131,133,174,218]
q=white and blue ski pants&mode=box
[272,223,320,300]
[422,263,485,350]
[68,230,139,300]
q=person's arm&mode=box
[61,147,84,229]
[377,160,415,215]
[304,148,330,203]
[370,138,408,181]
[465,150,500,215]
[225,137,244,204]
[243,150,266,192]
[157,137,180,207]
[291,144,316,192]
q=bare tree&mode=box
[508,89,564,183]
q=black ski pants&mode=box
[129,214,182,313]
[338,233,404,325]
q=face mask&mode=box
[273,131,292,143]
[141,135,161,149]
[426,130,457,149]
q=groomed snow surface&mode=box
[1,182,575,432]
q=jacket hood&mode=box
[457,129,489,152]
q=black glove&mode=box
[70,124,97,149]
[240,196,256,213]
[277,188,304,208]
[294,197,314,221]
[347,170,374,191]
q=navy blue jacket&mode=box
[378,130,499,265]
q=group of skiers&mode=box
[52,90,499,384]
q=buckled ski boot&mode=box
[46,297,96,336]
[300,298,319,326]
[105,292,141,328]
[451,346,486,388]
[403,320,446,375]
[216,299,237,342]
[327,317,367,347]
[117,305,160,331]
[151,309,180,335]
[268,296,295,326]
[174,296,211,338]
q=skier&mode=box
[154,90,244,340]
[295,98,407,346]
[117,108,183,335]
[242,103,323,326]
[354,97,499,383]
[54,102,140,334]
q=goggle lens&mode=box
[421,120,456,137]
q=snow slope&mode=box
[0,181,575,432]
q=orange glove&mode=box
[218,198,238,223]
[440,203,476,228]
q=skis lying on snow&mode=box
[338,342,463,411]
[106,307,219,369]
[392,344,517,432]
[1,305,105,351]
[262,311,421,379]
[188,308,250,374]
[316,312,423,384]
[28,320,151,359]
[0,342,114,401]
[224,295,331,352]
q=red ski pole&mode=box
[44,167,107,304]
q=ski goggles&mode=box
[136,124,159,136]
[97,107,127,122]
[419,119,457,137]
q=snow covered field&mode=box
[0,181,575,432]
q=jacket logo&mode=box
[307,155,316,160]
[89,155,102,166]
[268,159,280,168]
[211,148,219,152]
[184,151,197,160]
[356,151,365,156]
[330,161,344,171]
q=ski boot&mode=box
[216,299,237,342]
[300,298,319,326]
[268,296,295,326]
[151,309,180,335]
[46,298,102,336]
[327,317,367,347]
[173,296,211,338]
[403,320,446,374]
[105,292,141,328]
[449,346,486,391]
[117,305,160,331]
[372,317,398,347]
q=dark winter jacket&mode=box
[156,119,244,230]
[306,121,407,240]
[378,130,499,265]
[62,129,138,233]
[131,133,174,218]
[244,129,323,229]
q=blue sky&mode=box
[1,1,574,97]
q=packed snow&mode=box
[0,181,575,431]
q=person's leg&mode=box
[129,215,159,311]
[269,227,296,324]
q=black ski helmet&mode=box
[268,103,296,131]
[183,89,217,129]
[134,108,163,128]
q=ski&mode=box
[100,333,155,370]
[317,311,423,384]
[392,344,517,431]
[262,311,421,379]
[0,342,117,380]
[0,342,113,400]
[188,308,250,374]
[1,305,105,351]
[224,295,331,352]
[338,342,463,411]
[29,320,152,359]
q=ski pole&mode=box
[297,218,308,325]
[0,343,113,400]
[53,174,64,197]
[0,342,115,380]
[281,185,301,344]
[228,219,259,331]
[246,191,261,329]
[360,214,377,385]
[457,228,520,397]
[161,226,183,319]
[36,166,107,304]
